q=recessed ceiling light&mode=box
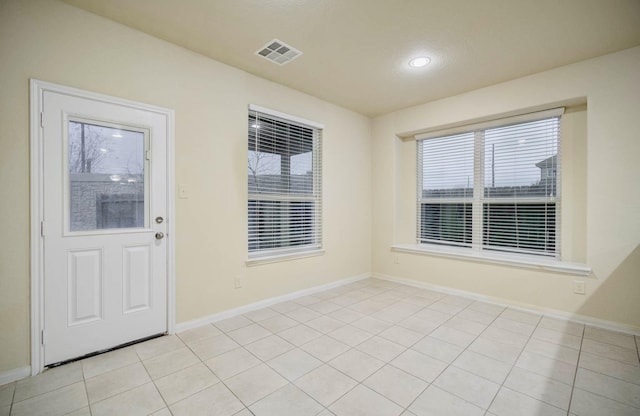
[112,133,123,138]
[409,56,431,68]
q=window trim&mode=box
[246,248,325,267]
[247,105,323,263]
[249,104,324,130]
[414,108,564,141]
[416,108,564,258]
[391,243,591,276]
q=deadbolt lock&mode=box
[155,216,164,224]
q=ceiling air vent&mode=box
[255,39,302,65]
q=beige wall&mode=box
[372,47,640,330]
[0,0,372,373]
[1,0,638,378]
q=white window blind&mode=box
[417,132,474,247]
[248,107,322,258]
[417,110,561,257]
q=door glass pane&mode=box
[68,121,147,231]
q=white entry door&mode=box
[41,89,169,365]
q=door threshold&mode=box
[46,332,167,369]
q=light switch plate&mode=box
[178,184,189,199]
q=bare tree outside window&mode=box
[247,149,280,194]
[68,122,108,173]
[68,121,144,176]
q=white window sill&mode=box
[246,249,325,267]
[391,244,591,276]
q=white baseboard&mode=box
[0,366,31,385]
[175,272,371,333]
[373,273,640,336]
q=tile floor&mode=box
[2,278,639,416]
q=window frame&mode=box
[416,108,563,259]
[246,105,324,265]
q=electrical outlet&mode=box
[234,277,243,289]
[393,254,400,264]
[573,280,586,295]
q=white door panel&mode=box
[67,248,103,326]
[42,90,168,365]
[123,244,153,314]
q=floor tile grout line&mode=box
[142,335,223,413]
[365,294,503,413]
[296,284,432,413]
[179,330,256,414]
[176,330,224,351]
[567,386,640,411]
[578,342,640,368]
[576,353,640,387]
[308,293,420,413]
[8,381,16,416]
[10,367,86,407]
[207,305,371,414]
[298,362,359,410]
[79,361,92,416]
[415,302,511,413]
[355,284,500,412]
[481,310,544,414]
[564,321,586,416]
[387,375,432,413]
[321,287,430,404]
[151,363,214,411]
[360,363,432,409]
[429,301,503,371]
[508,315,586,413]
[83,344,167,411]
[516,312,586,411]
[581,330,640,353]
[493,385,570,415]
[217,376,252,414]
[139,359,171,416]
[291,295,377,413]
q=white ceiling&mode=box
[63,0,640,117]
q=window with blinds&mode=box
[248,106,322,258]
[417,111,561,257]
[417,132,474,247]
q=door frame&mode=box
[29,79,176,375]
